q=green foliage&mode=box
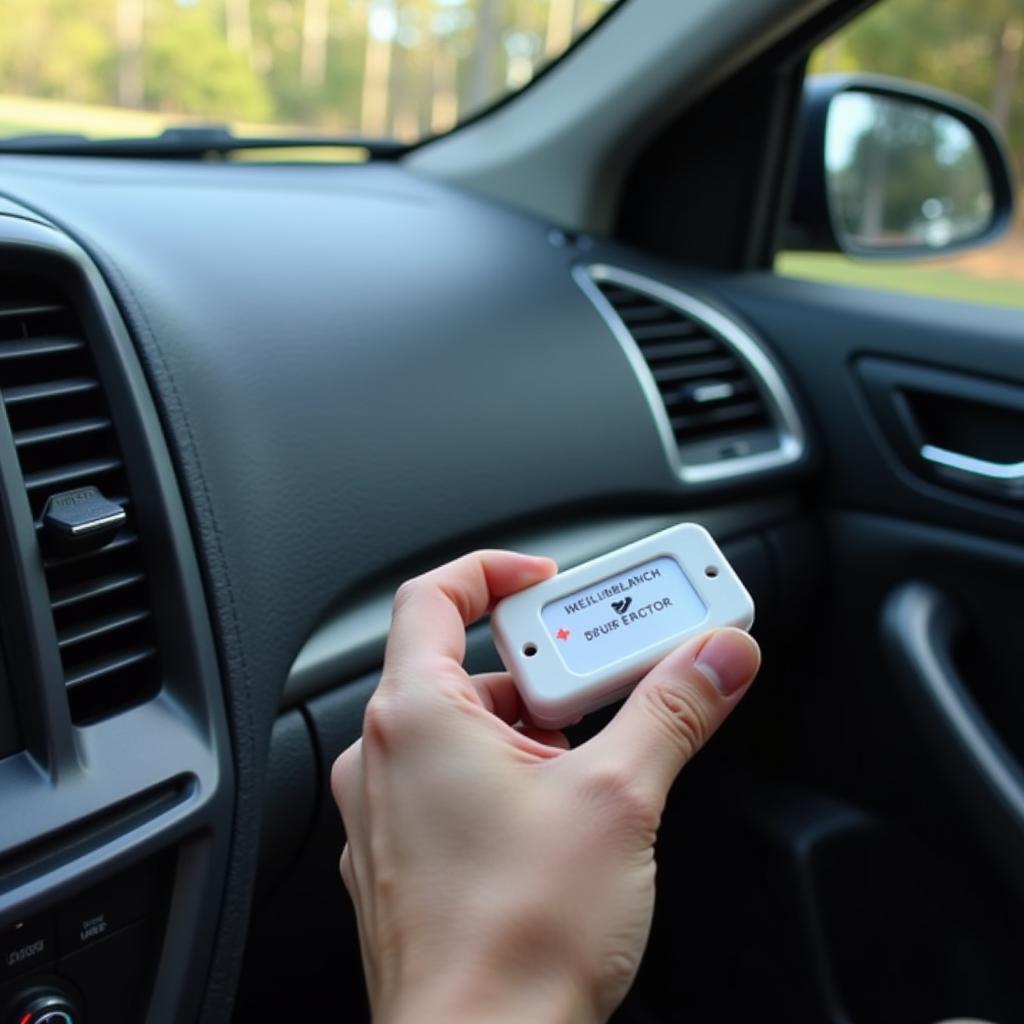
[0,0,113,105]
[0,0,1017,156]
[0,0,617,138]
[145,4,270,121]
[814,0,1024,170]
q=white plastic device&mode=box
[491,523,754,729]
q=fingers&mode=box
[472,673,570,754]
[331,741,374,901]
[517,725,571,750]
[473,674,571,748]
[385,550,556,670]
[578,628,760,810]
[330,742,362,823]
[472,672,525,724]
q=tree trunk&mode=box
[992,17,1022,135]
[546,0,582,57]
[117,0,144,109]
[466,0,500,114]
[301,0,330,89]
[388,25,416,140]
[431,43,458,135]
[226,0,253,66]
[860,138,890,242]
[361,2,394,136]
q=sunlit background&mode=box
[779,0,1023,309]
[0,0,617,143]
[0,0,1020,307]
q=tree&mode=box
[301,0,329,88]
[117,0,144,108]
[145,1,270,121]
[361,0,394,135]
[225,0,253,66]
[814,0,1024,173]
[466,0,501,114]
[546,0,582,57]
[992,15,1023,135]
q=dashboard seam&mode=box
[32,224,257,1024]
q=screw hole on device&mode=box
[523,643,538,658]
[705,565,719,578]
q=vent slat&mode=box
[2,277,160,723]
[65,646,158,691]
[58,608,152,651]
[0,302,65,320]
[597,278,774,450]
[618,304,676,325]
[651,357,739,384]
[670,401,767,432]
[662,379,755,409]
[50,571,147,612]
[0,336,86,361]
[15,417,112,449]
[43,530,138,570]
[23,456,122,493]
[3,377,99,405]
[598,287,644,306]
[638,338,720,362]
[630,321,707,343]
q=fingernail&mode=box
[694,629,759,697]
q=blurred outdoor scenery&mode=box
[0,0,615,143]
[778,0,1024,308]
[0,0,1020,307]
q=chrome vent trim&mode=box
[574,264,805,484]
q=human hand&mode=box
[331,550,760,1024]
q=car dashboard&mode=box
[0,157,816,1023]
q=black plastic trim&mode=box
[882,581,1024,898]
[0,216,233,1024]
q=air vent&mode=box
[579,266,804,482]
[0,276,160,723]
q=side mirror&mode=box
[786,74,1017,258]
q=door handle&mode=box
[856,358,1024,503]
[920,444,1024,498]
[882,582,1024,897]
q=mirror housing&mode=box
[786,74,1017,259]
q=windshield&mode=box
[0,0,619,148]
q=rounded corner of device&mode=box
[740,594,756,631]
[683,520,713,539]
[521,690,575,731]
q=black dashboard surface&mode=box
[5,140,1023,1024]
[0,156,742,1018]
[0,157,697,719]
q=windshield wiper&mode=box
[0,125,408,160]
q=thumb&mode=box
[579,627,760,808]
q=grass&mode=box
[776,251,1024,310]
[0,95,172,138]
[0,94,367,161]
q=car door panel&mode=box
[676,269,1024,1020]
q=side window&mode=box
[778,0,1023,309]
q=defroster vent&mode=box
[579,265,804,483]
[0,276,160,723]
